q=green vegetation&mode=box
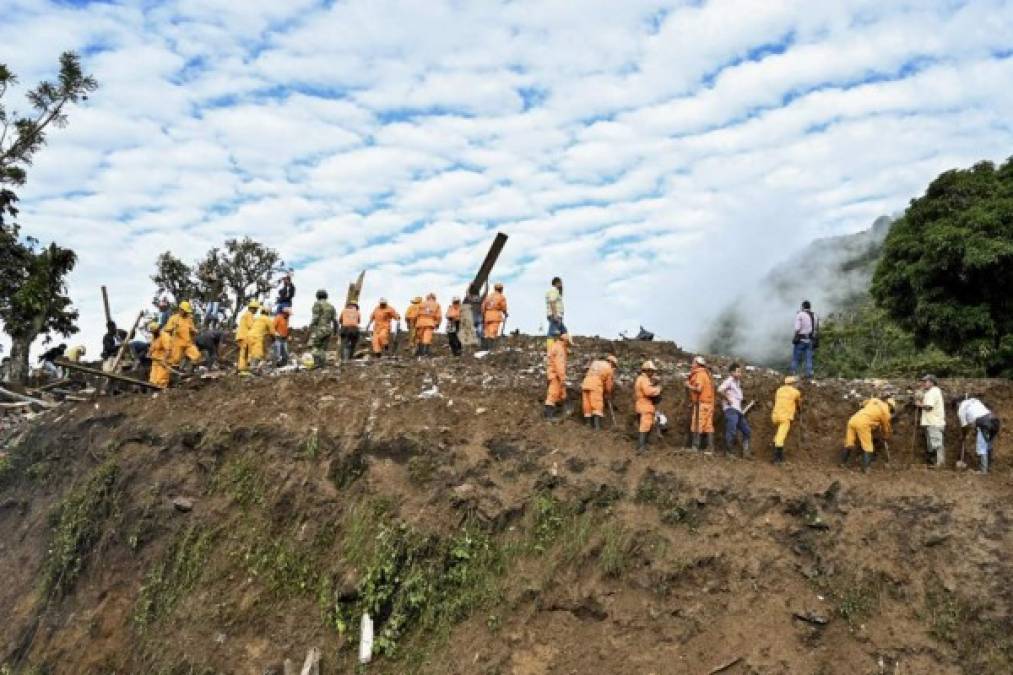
[209,456,265,507]
[598,524,636,579]
[872,158,1013,377]
[634,470,701,530]
[816,570,884,628]
[925,587,1013,674]
[41,461,121,598]
[134,525,217,630]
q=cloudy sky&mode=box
[4,0,1012,356]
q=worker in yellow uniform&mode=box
[248,304,275,372]
[415,293,442,357]
[544,333,570,420]
[164,300,201,368]
[635,361,662,452]
[481,282,508,350]
[65,345,87,362]
[771,376,802,465]
[235,299,260,374]
[147,322,173,388]
[581,354,618,430]
[841,396,895,473]
[405,296,422,350]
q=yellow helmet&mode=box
[642,360,657,372]
[179,300,193,314]
[606,355,619,366]
[248,299,261,309]
[147,321,160,332]
[300,352,316,369]
[494,282,504,290]
[885,397,897,411]
[784,375,799,385]
[412,296,422,304]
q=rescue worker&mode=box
[771,376,802,464]
[481,282,508,350]
[405,296,422,350]
[235,299,260,374]
[101,321,119,360]
[196,328,224,368]
[445,297,463,357]
[339,301,361,362]
[272,307,291,366]
[248,305,275,371]
[685,356,715,451]
[582,354,618,430]
[841,396,895,473]
[545,276,566,349]
[915,374,946,467]
[957,397,1000,474]
[65,345,87,363]
[276,274,296,313]
[164,300,201,368]
[147,322,173,388]
[544,333,571,420]
[790,300,818,380]
[717,363,751,457]
[309,289,337,368]
[635,361,663,452]
[366,298,400,357]
[415,293,442,357]
[156,298,171,328]
[38,343,67,378]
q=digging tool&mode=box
[391,323,402,360]
[911,406,920,460]
[956,433,968,471]
[741,400,756,416]
[881,439,891,464]
[101,309,144,393]
[687,399,700,449]
[607,398,617,427]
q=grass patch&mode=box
[134,524,217,630]
[301,429,320,459]
[406,455,438,485]
[41,461,122,598]
[634,469,701,530]
[209,457,265,507]
[925,587,1013,673]
[598,523,636,579]
[816,570,885,628]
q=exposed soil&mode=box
[1,335,1010,674]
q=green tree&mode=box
[0,239,79,383]
[151,251,199,304]
[871,159,1013,376]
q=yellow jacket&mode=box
[772,385,801,421]
[236,310,256,342]
[164,312,196,346]
[147,331,172,363]
[249,314,275,341]
[851,398,893,437]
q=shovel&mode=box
[956,435,968,471]
[607,399,617,427]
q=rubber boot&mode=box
[742,439,752,459]
[861,452,872,473]
[774,446,784,464]
[544,405,556,420]
[702,433,713,453]
[638,432,648,452]
[839,448,851,467]
[592,416,601,431]
[980,452,989,475]
[690,433,700,451]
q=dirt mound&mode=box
[1,335,1011,674]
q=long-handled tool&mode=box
[607,398,617,427]
[956,432,968,471]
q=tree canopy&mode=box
[871,158,1013,376]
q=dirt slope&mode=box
[1,335,1010,674]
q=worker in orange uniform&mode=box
[272,307,291,366]
[841,396,895,473]
[685,356,715,451]
[481,282,508,350]
[235,299,259,374]
[248,304,276,372]
[415,293,442,357]
[366,298,400,358]
[635,361,662,452]
[405,296,422,350]
[771,376,802,465]
[544,333,571,420]
[164,300,201,369]
[582,354,618,430]
[147,321,173,388]
[445,297,463,357]
[339,301,361,362]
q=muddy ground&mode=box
[1,335,1010,674]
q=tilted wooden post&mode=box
[101,286,112,325]
[459,233,508,347]
[345,270,365,306]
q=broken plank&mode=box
[708,656,743,674]
[54,360,161,390]
[0,386,58,408]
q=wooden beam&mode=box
[101,309,145,393]
[346,270,365,306]
[101,285,112,325]
[55,360,161,390]
[0,386,57,408]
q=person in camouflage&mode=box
[309,289,337,368]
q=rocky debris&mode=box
[171,497,194,513]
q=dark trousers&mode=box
[340,329,359,361]
[724,408,751,447]
[448,324,462,356]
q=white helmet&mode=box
[300,353,316,369]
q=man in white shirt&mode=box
[916,374,946,467]
[545,277,566,339]
[717,363,751,457]
[789,300,818,380]
[957,397,1000,474]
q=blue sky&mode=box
[3,0,1013,355]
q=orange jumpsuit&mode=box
[581,360,615,418]
[416,299,442,346]
[370,305,401,354]
[236,309,257,372]
[164,312,201,366]
[147,331,173,388]
[846,398,893,454]
[405,301,422,348]
[482,291,508,339]
[688,364,715,433]
[772,385,802,447]
[545,339,568,406]
[635,374,662,433]
[340,306,361,329]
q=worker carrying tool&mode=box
[415,293,442,357]
[147,322,173,388]
[544,333,571,420]
[771,375,803,464]
[685,356,715,451]
[340,301,361,362]
[164,300,201,369]
[581,354,618,430]
[841,396,895,473]
[915,374,946,467]
[445,297,463,357]
[957,397,1000,474]
[635,360,662,452]
[309,289,337,368]
[235,299,259,374]
[248,304,276,372]
[405,296,422,350]
[717,363,751,457]
[481,282,508,350]
[366,298,400,358]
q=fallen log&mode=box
[0,401,36,409]
[29,379,72,393]
[0,386,58,409]
[54,360,161,390]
